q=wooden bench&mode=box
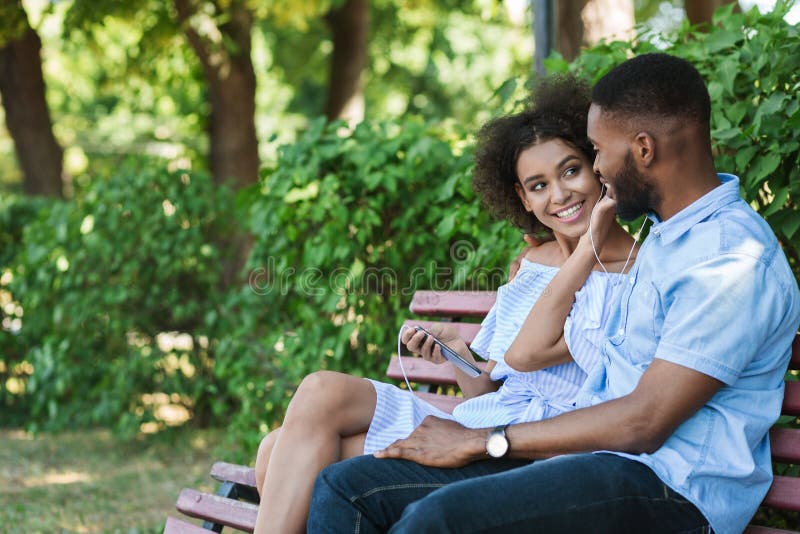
[165,290,800,533]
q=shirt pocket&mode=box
[609,276,662,367]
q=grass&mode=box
[0,427,242,533]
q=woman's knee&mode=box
[255,428,281,493]
[285,371,364,423]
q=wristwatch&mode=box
[485,424,510,458]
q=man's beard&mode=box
[609,151,660,221]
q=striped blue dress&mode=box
[364,258,623,454]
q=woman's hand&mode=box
[579,195,617,252]
[401,323,463,365]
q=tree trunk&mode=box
[324,0,369,123]
[173,0,258,286]
[555,0,634,61]
[556,0,587,61]
[173,0,258,191]
[0,12,63,197]
[581,0,634,44]
[685,0,739,26]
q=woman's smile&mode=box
[552,201,585,222]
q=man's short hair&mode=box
[591,53,710,126]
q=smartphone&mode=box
[412,326,482,378]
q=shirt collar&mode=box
[645,173,741,245]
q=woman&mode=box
[253,74,637,534]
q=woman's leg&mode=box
[255,428,281,496]
[253,371,377,534]
[255,427,367,497]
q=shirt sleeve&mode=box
[653,253,779,385]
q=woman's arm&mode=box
[505,196,617,372]
[401,325,501,398]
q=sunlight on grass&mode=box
[0,427,238,533]
[23,470,93,487]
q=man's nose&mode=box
[593,160,602,177]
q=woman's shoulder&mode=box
[522,241,562,268]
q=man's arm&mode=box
[374,358,722,467]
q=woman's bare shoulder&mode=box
[523,241,562,267]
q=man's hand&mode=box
[374,416,487,467]
[508,234,542,281]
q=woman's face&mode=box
[514,138,602,240]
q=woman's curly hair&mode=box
[473,74,594,238]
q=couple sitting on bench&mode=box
[252,54,800,534]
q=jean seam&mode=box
[346,483,447,534]
[350,482,447,502]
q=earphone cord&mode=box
[396,325,416,395]
[588,186,647,275]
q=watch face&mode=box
[486,432,509,458]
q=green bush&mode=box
[1,158,230,433]
[207,117,523,456]
[546,3,800,272]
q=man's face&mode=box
[587,104,660,221]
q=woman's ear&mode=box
[514,182,532,212]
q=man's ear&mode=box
[514,182,532,212]
[634,132,656,168]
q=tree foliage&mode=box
[546,2,800,266]
[1,3,798,470]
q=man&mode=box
[306,54,800,534]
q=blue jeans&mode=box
[307,452,710,533]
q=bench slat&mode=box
[410,291,496,317]
[791,336,800,370]
[782,381,800,417]
[176,489,257,533]
[771,428,800,464]
[762,475,800,512]
[745,526,799,534]
[163,516,217,534]
[210,461,257,489]
[386,356,486,386]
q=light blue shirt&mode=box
[577,174,800,534]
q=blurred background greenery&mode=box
[0,0,799,530]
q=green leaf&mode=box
[716,59,739,96]
[783,215,800,240]
[726,102,749,127]
[704,30,742,53]
[763,186,789,217]
[749,153,782,184]
[712,127,740,140]
[735,146,758,170]
[759,92,787,116]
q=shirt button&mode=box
[629,278,635,285]
[618,329,624,335]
